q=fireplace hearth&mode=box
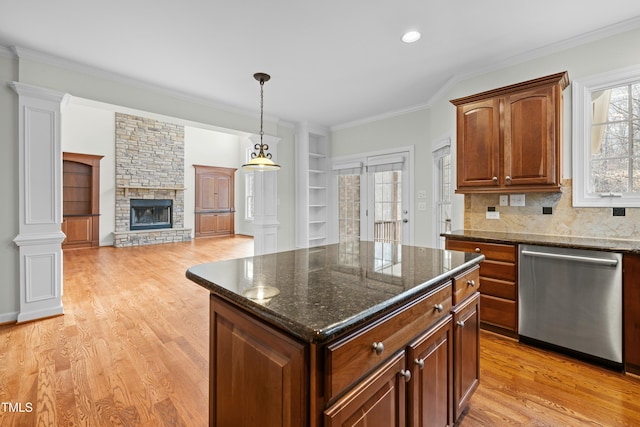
[130,199,173,231]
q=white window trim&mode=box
[572,64,640,207]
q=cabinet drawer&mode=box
[480,260,516,282]
[479,294,517,331]
[446,240,516,262]
[453,266,479,305]
[480,277,516,300]
[326,283,452,401]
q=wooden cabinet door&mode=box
[407,315,453,427]
[503,85,559,187]
[211,297,307,427]
[196,212,234,237]
[624,254,640,374]
[452,292,480,421]
[324,351,407,427]
[62,216,93,247]
[455,98,501,190]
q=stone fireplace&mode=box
[112,113,191,247]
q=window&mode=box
[245,173,254,220]
[573,65,640,207]
[245,147,255,220]
[432,139,452,249]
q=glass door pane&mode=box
[337,174,361,266]
[373,170,402,244]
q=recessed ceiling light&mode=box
[401,31,421,43]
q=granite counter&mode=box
[186,241,483,344]
[445,229,640,254]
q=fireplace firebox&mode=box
[130,199,173,231]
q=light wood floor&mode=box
[1,236,639,426]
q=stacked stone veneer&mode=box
[113,113,191,247]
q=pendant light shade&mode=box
[243,72,280,171]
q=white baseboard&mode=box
[0,311,18,325]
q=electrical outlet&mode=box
[486,211,500,219]
[613,207,625,216]
[418,202,427,211]
[510,194,525,207]
[499,195,508,206]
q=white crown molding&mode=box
[8,81,66,102]
[9,45,286,127]
[331,103,429,131]
[0,45,15,58]
[332,15,640,132]
[442,15,640,100]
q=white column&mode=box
[9,82,67,323]
[251,134,280,255]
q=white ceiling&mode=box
[2,1,640,128]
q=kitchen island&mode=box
[187,241,484,427]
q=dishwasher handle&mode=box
[520,249,619,267]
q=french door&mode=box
[365,153,410,245]
[335,150,412,270]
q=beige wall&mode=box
[0,50,19,322]
[449,27,640,241]
[1,49,296,321]
[62,101,116,245]
[332,25,640,245]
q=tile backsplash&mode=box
[464,179,639,240]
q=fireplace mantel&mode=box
[118,185,185,198]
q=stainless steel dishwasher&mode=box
[518,244,622,365]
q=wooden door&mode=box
[503,85,558,187]
[407,315,453,427]
[452,292,480,421]
[211,297,307,427]
[195,165,236,238]
[324,351,407,427]
[455,98,501,190]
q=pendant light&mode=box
[242,72,280,171]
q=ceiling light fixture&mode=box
[401,30,421,43]
[242,72,281,171]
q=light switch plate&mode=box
[417,190,427,199]
[486,211,500,219]
[510,194,525,206]
[499,195,508,206]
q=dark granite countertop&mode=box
[186,241,484,344]
[445,229,640,254]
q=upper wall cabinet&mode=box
[450,72,569,194]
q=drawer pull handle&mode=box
[434,303,444,313]
[457,320,465,328]
[475,247,481,253]
[492,176,498,183]
[399,369,412,382]
[371,342,385,355]
[467,279,475,287]
[505,175,512,184]
[414,358,425,369]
